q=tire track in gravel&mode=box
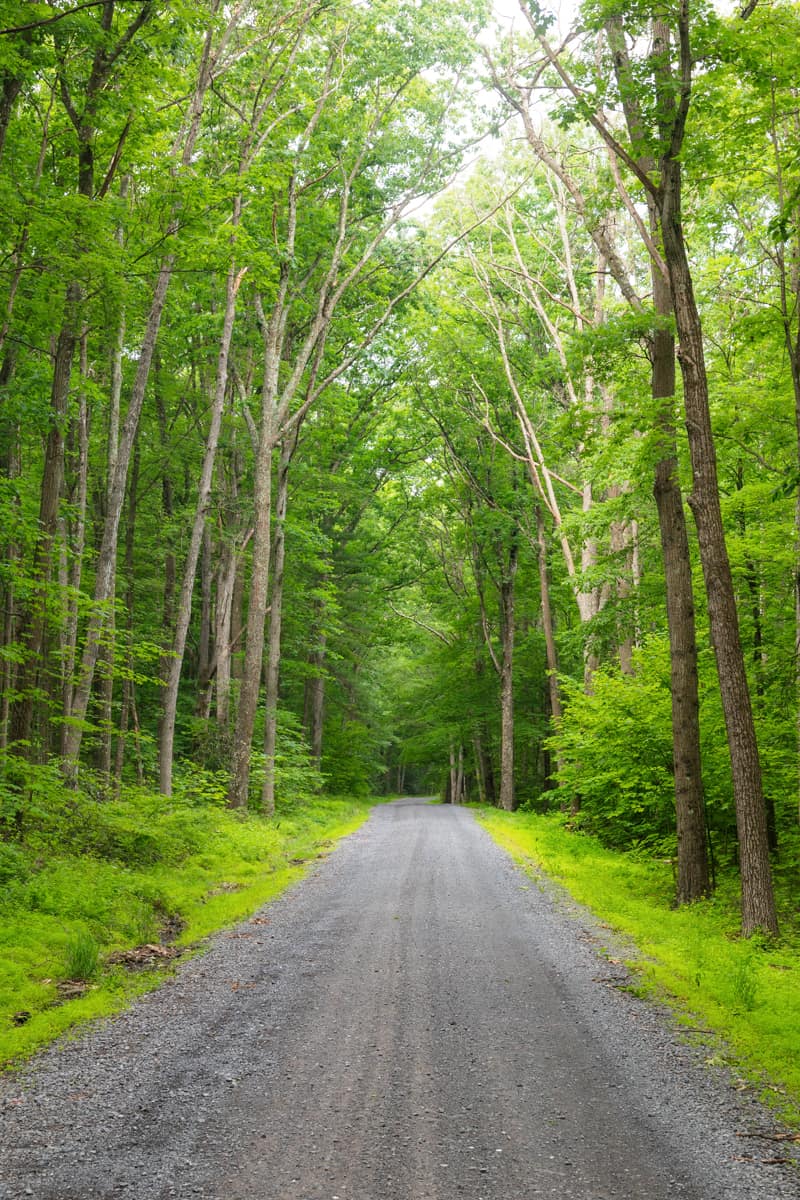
[1,799,798,1200]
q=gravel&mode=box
[1,798,798,1200]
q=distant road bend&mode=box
[1,799,798,1199]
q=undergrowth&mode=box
[0,762,374,1067]
[477,807,800,1127]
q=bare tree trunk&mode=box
[262,434,296,815]
[536,505,562,725]
[228,421,275,807]
[156,372,176,708]
[113,441,139,787]
[305,632,327,771]
[159,255,241,794]
[195,523,214,721]
[498,543,518,812]
[61,327,90,729]
[454,742,464,805]
[447,742,456,805]
[215,541,237,729]
[472,734,486,804]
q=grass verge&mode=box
[0,788,374,1068]
[476,806,800,1127]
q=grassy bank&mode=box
[0,773,374,1067]
[477,807,800,1126]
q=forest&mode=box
[1,0,800,1074]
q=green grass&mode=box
[0,787,374,1068]
[477,806,800,1126]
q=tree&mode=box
[516,0,775,934]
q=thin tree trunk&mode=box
[159,254,242,794]
[305,632,327,770]
[536,505,562,725]
[9,281,81,752]
[455,742,464,805]
[215,540,237,729]
[447,742,456,805]
[498,544,518,812]
[228,416,275,808]
[262,434,296,815]
[195,523,214,721]
[113,441,139,786]
[472,734,486,805]
[61,326,90,728]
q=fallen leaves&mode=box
[106,943,181,969]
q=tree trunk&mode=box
[660,151,776,934]
[215,540,237,730]
[649,226,710,904]
[498,544,517,812]
[159,254,241,794]
[472,734,486,804]
[9,280,81,752]
[228,418,275,808]
[262,435,295,815]
[113,441,140,787]
[61,253,175,777]
[305,632,327,771]
[454,741,464,805]
[535,505,562,725]
[195,523,214,721]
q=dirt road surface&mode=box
[1,799,798,1199]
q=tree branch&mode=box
[0,1,149,37]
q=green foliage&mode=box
[0,768,375,1066]
[546,640,679,850]
[479,809,800,1123]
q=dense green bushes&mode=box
[544,636,796,863]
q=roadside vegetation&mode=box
[478,807,800,1126]
[0,760,373,1067]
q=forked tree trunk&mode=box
[215,541,237,729]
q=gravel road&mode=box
[1,799,798,1200]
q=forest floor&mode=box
[1,798,799,1200]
